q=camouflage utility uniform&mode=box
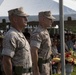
[2,27,32,75]
[30,25,52,75]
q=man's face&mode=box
[17,16,27,27]
[43,17,53,28]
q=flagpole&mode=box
[59,0,65,75]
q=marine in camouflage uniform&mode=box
[30,11,55,75]
[2,7,32,75]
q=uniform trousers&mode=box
[13,66,32,75]
[14,73,32,75]
[40,63,51,75]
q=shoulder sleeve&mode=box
[30,32,42,49]
[2,32,17,58]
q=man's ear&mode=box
[42,17,45,22]
[13,16,18,23]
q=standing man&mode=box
[2,7,32,75]
[30,11,55,75]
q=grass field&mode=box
[53,66,76,75]
[71,66,76,75]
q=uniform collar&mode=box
[10,27,24,38]
[38,25,47,31]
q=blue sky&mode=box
[0,0,76,16]
[0,0,4,5]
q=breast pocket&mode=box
[43,34,51,47]
[17,38,26,50]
